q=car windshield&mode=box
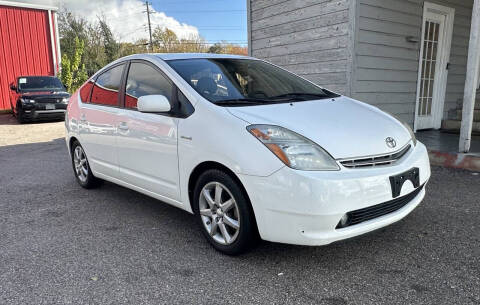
[166,58,339,106]
[18,76,65,91]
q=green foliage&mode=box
[60,54,72,90]
[60,37,87,92]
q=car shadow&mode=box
[0,113,64,125]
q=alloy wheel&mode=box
[199,182,240,245]
[73,146,89,183]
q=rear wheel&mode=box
[193,169,257,255]
[71,141,102,188]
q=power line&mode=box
[162,42,247,45]
[160,0,228,4]
[150,24,245,30]
[151,9,246,13]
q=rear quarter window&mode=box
[79,80,94,103]
[90,64,125,106]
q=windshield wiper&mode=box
[268,92,334,101]
[215,98,272,106]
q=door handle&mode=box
[118,122,129,131]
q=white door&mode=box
[414,3,454,130]
[116,61,181,201]
[79,63,126,178]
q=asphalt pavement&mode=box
[0,134,479,305]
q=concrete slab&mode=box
[416,130,480,171]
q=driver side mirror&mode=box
[9,83,17,91]
[137,95,171,113]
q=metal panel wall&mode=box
[0,5,55,110]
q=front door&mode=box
[414,3,454,130]
[116,61,181,202]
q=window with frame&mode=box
[125,62,173,109]
[79,80,94,102]
[90,64,124,106]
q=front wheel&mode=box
[16,109,26,124]
[193,169,257,255]
[71,141,102,189]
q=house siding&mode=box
[248,0,354,95]
[352,0,474,126]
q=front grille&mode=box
[339,144,411,168]
[35,98,60,103]
[336,184,424,229]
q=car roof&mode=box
[18,75,58,78]
[92,53,256,79]
[153,53,251,61]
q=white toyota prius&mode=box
[65,53,431,255]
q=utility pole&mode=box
[145,1,153,52]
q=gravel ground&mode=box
[0,114,64,147]
[0,116,479,304]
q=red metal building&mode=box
[0,0,60,111]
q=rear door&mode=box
[115,60,181,201]
[79,63,126,178]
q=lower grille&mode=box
[336,184,424,229]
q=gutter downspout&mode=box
[47,9,57,76]
[54,11,61,74]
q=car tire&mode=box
[193,169,258,255]
[10,102,15,117]
[16,109,26,124]
[71,140,102,189]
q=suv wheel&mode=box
[193,169,257,255]
[16,109,26,124]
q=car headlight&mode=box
[21,98,35,104]
[247,124,339,171]
[61,97,69,104]
[403,122,417,146]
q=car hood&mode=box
[226,96,411,159]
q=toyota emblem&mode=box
[385,137,396,148]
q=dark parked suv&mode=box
[9,76,70,123]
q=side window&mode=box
[79,80,94,103]
[125,62,173,109]
[90,64,124,106]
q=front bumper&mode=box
[238,142,431,246]
[20,104,66,121]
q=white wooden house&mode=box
[247,0,480,152]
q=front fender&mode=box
[177,101,284,212]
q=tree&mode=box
[208,43,223,54]
[208,42,247,55]
[98,17,119,63]
[152,27,178,52]
[60,37,88,92]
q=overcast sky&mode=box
[14,0,247,44]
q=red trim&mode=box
[428,150,480,172]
